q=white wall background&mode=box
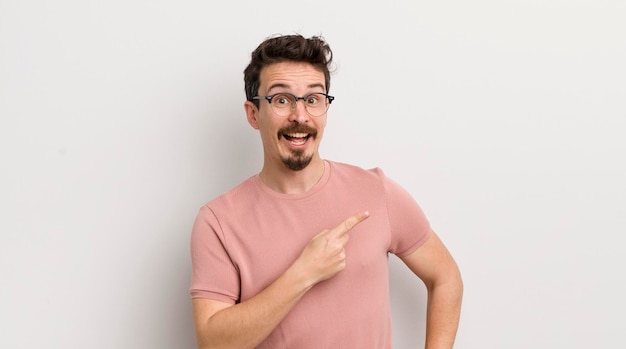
[1,0,624,348]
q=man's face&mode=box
[245,61,328,171]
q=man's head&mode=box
[244,34,333,108]
[243,35,334,173]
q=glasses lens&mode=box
[304,93,328,117]
[270,94,295,116]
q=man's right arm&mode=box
[191,211,369,349]
[192,264,313,349]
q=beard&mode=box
[278,123,317,171]
[282,149,313,171]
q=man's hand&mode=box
[291,211,370,287]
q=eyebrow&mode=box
[266,83,326,94]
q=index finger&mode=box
[333,211,370,236]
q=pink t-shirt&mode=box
[190,160,431,348]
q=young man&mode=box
[190,34,463,349]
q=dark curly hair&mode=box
[244,34,333,107]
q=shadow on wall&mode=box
[200,100,262,198]
[165,99,261,347]
[389,255,428,348]
[149,231,198,348]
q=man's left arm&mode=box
[400,230,463,349]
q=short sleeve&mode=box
[189,205,240,303]
[382,173,432,257]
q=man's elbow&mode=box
[427,265,464,301]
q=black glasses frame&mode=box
[252,92,335,105]
[251,92,335,117]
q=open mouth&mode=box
[283,132,311,146]
[279,124,317,146]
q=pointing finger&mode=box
[333,211,370,237]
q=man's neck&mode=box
[258,157,326,195]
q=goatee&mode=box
[282,149,313,171]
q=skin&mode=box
[192,61,463,349]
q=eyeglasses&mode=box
[252,92,335,117]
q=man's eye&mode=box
[306,96,320,104]
[274,95,291,105]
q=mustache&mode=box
[278,123,318,138]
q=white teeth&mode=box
[286,133,308,138]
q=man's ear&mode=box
[244,101,260,130]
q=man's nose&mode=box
[287,99,310,123]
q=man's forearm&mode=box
[424,277,464,349]
[195,268,313,349]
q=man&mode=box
[190,34,463,349]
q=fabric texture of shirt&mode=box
[190,160,431,348]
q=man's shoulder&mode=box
[327,160,386,181]
[202,175,259,212]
